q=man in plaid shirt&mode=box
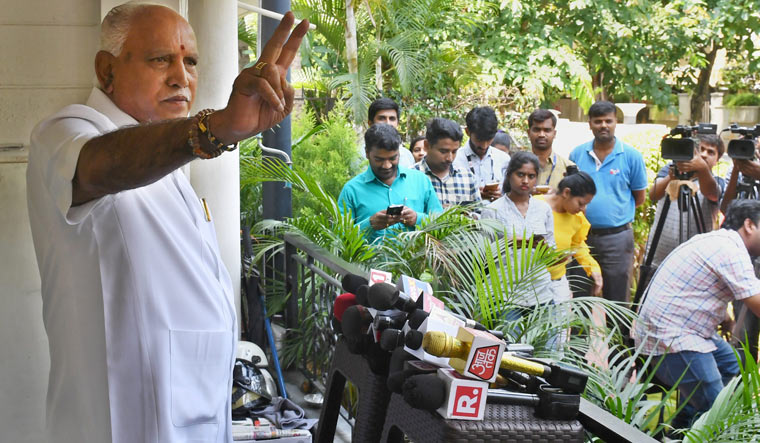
[414,118,481,209]
[634,200,760,428]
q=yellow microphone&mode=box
[423,330,544,374]
[422,330,588,393]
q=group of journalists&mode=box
[338,98,760,429]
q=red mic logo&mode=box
[453,386,482,418]
[369,270,390,284]
[468,345,499,380]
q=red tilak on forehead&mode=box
[181,44,185,50]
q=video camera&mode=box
[725,123,760,160]
[661,123,717,162]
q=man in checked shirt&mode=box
[634,199,760,428]
[413,118,481,209]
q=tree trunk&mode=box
[344,0,363,128]
[592,71,606,102]
[345,0,359,77]
[376,27,383,91]
[690,45,719,124]
[362,0,383,91]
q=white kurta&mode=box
[27,88,237,443]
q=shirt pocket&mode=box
[170,330,233,428]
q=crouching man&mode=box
[634,200,760,428]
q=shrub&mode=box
[291,104,363,218]
[724,93,760,107]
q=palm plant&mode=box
[578,340,685,437]
[242,156,376,265]
[371,204,502,284]
[292,0,452,125]
[682,343,760,442]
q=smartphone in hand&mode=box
[483,182,500,192]
[386,204,403,216]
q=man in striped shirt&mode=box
[414,118,481,209]
[634,200,760,428]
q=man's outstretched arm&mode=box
[73,12,308,206]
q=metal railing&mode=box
[282,233,365,387]
[279,233,657,443]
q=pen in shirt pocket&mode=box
[200,198,212,222]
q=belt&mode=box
[589,223,631,236]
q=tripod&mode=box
[735,175,760,200]
[633,172,706,308]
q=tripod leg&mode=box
[681,189,690,241]
[692,193,706,234]
[634,198,671,308]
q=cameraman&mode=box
[644,134,725,270]
[634,199,760,429]
[720,138,760,213]
[720,137,760,362]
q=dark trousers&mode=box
[654,336,740,429]
[586,226,635,339]
[586,226,635,305]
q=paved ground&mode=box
[282,369,352,443]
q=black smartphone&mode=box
[386,204,403,216]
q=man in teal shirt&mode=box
[338,124,443,243]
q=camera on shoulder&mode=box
[661,123,716,162]
[725,123,760,160]
[661,123,716,179]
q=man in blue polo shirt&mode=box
[570,101,647,308]
[339,124,443,243]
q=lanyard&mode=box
[544,154,556,186]
[467,143,495,183]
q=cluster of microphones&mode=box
[332,270,588,421]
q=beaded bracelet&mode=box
[188,109,239,159]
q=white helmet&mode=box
[232,342,279,413]
[237,341,268,368]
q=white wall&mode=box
[0,2,243,440]
[0,2,100,440]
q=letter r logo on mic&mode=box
[453,386,481,418]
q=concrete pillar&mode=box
[188,0,241,311]
[678,92,691,125]
[710,92,725,130]
[260,0,293,223]
[616,103,647,125]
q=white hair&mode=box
[100,2,168,56]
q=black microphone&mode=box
[402,374,447,410]
[365,341,391,375]
[380,328,405,351]
[401,374,580,419]
[341,305,373,339]
[341,273,368,294]
[355,284,370,306]
[404,330,424,350]
[488,387,580,420]
[407,310,429,330]
[367,282,417,312]
[386,346,418,393]
[344,334,372,354]
[373,311,407,333]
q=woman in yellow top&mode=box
[539,166,603,303]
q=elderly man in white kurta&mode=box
[26,4,307,443]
